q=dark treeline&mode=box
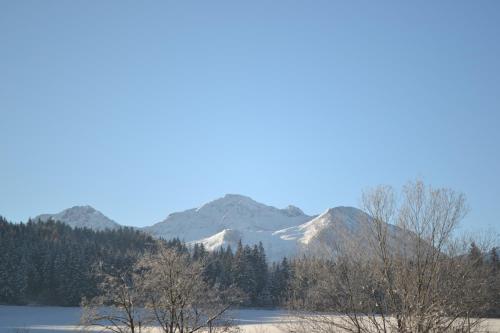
[0,216,291,307]
[191,241,292,306]
[1,215,498,319]
[0,216,155,305]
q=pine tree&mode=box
[0,217,156,305]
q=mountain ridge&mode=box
[31,195,392,261]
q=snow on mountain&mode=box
[274,206,375,256]
[148,199,404,261]
[188,228,302,261]
[143,194,313,237]
[34,205,121,231]
[274,206,413,257]
[275,207,370,242]
[31,196,404,261]
[143,194,314,261]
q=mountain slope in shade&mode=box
[34,205,121,231]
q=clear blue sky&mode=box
[1,1,499,232]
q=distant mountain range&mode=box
[30,194,387,261]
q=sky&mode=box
[1,1,499,233]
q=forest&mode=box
[0,217,290,307]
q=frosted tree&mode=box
[137,246,239,333]
[289,181,492,333]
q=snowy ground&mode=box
[0,306,499,333]
[0,306,290,333]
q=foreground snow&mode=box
[1,306,500,333]
[0,306,289,333]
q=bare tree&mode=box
[137,246,239,333]
[81,261,149,333]
[289,180,492,333]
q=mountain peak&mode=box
[196,194,263,212]
[282,205,305,217]
[35,206,120,231]
[144,195,314,260]
[320,206,364,217]
[217,193,260,206]
[223,193,253,200]
[68,205,97,212]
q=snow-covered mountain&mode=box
[142,194,314,260]
[141,194,398,261]
[32,195,402,261]
[275,206,415,258]
[144,194,313,237]
[34,205,121,231]
[274,206,378,257]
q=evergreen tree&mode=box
[0,216,292,308]
[0,217,155,305]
